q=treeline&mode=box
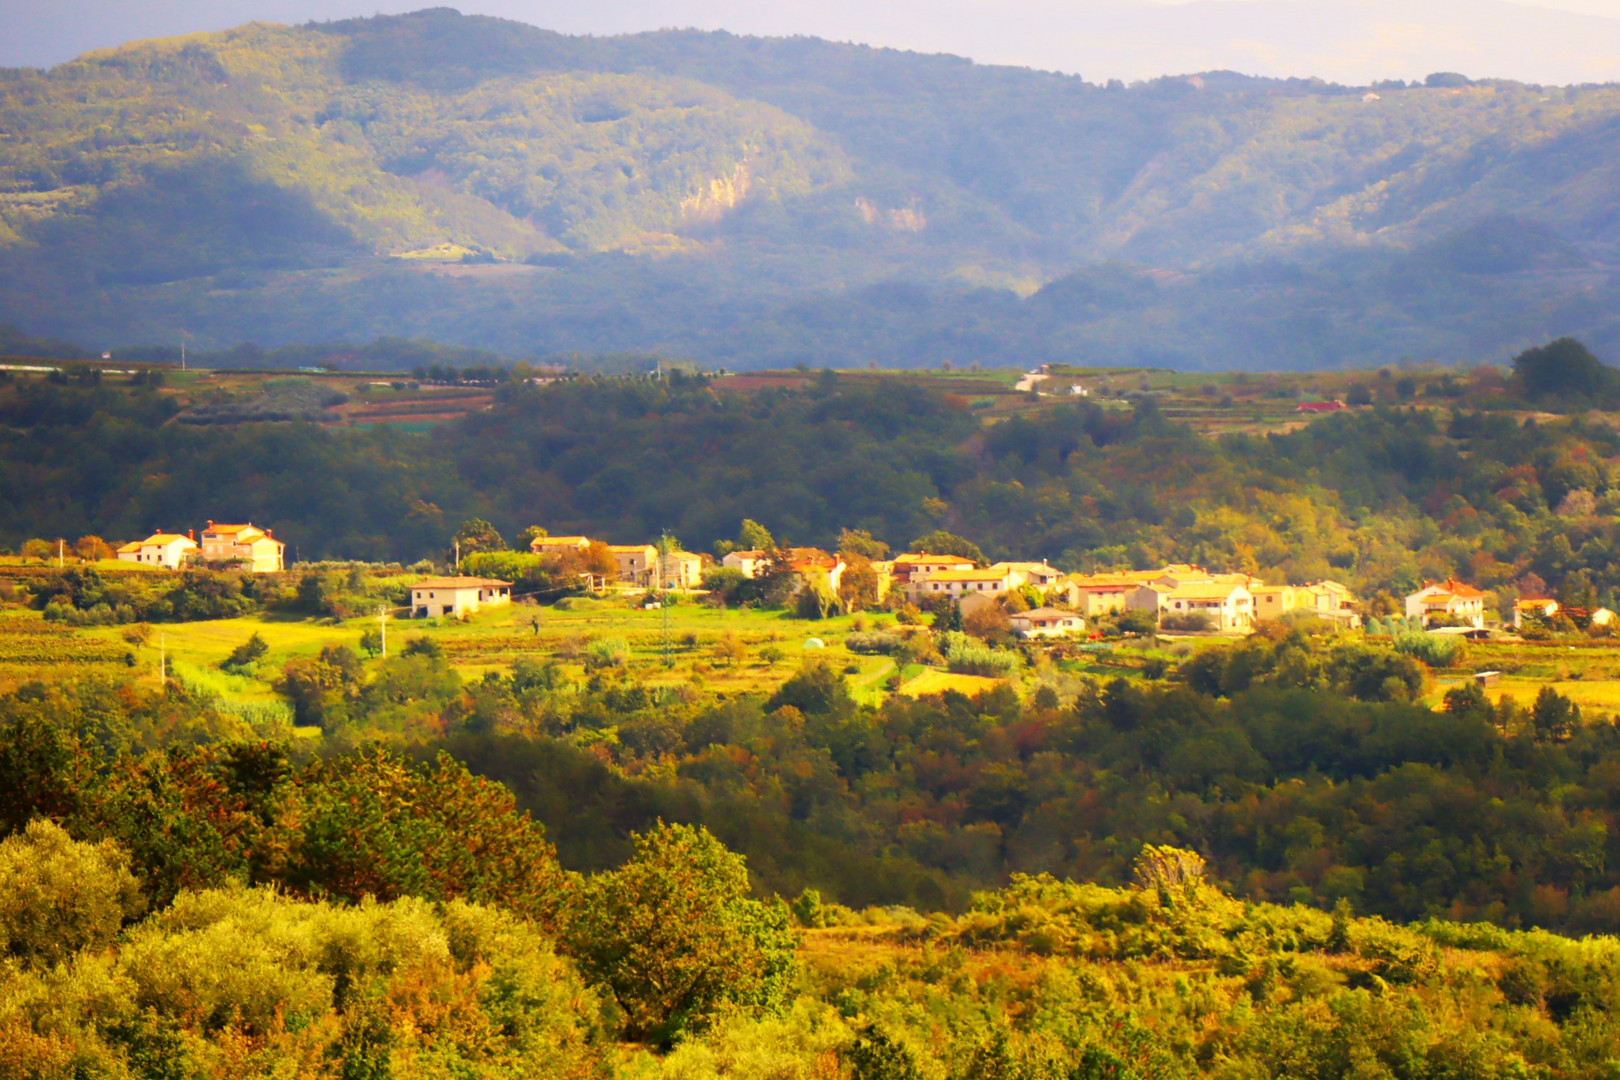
[13,350,1620,605]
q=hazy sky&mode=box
[6,0,1620,85]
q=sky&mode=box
[5,0,1620,85]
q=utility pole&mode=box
[159,632,166,688]
[454,538,461,572]
[57,538,63,568]
[377,604,388,658]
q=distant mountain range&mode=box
[2,7,1619,370]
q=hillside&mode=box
[4,9,1620,366]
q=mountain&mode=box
[3,7,1620,368]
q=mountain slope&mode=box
[2,8,1620,367]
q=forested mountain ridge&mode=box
[4,8,1620,366]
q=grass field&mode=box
[0,594,912,708]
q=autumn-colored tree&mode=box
[73,535,113,562]
[566,822,796,1044]
[289,749,569,929]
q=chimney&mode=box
[206,520,214,528]
[188,529,194,541]
[265,528,273,538]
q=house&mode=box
[608,544,658,587]
[410,577,511,618]
[1010,607,1085,639]
[116,531,198,570]
[1251,584,1299,622]
[916,565,1024,601]
[1405,579,1487,628]
[1135,581,1255,633]
[1253,580,1361,627]
[1513,597,1559,629]
[891,553,977,590]
[722,549,767,578]
[1297,400,1347,414]
[1062,574,1139,616]
[656,550,705,590]
[199,521,285,572]
[530,535,592,557]
[993,561,1064,589]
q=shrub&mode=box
[939,632,1020,678]
[845,631,903,655]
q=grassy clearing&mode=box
[898,670,1007,697]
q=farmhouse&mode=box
[656,549,705,590]
[608,544,658,587]
[116,531,198,569]
[529,535,591,557]
[410,577,511,618]
[1009,607,1085,639]
[916,566,1023,600]
[199,521,285,572]
[1406,579,1486,629]
[891,553,976,589]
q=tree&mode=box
[515,524,548,551]
[1513,338,1615,403]
[738,519,775,552]
[838,528,890,560]
[566,822,797,1044]
[1532,686,1580,742]
[291,750,568,928]
[0,819,143,968]
[453,518,506,557]
[73,535,113,561]
[20,538,54,562]
[963,602,1012,642]
[359,625,383,657]
[908,530,984,565]
[221,632,269,671]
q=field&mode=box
[0,588,916,713]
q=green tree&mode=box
[1513,337,1615,403]
[738,518,775,551]
[0,819,144,968]
[838,528,890,560]
[1531,686,1580,742]
[515,524,548,551]
[567,822,797,1044]
[359,625,383,658]
[221,632,269,671]
[453,517,506,557]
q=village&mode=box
[94,520,1606,641]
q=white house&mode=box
[1135,581,1254,633]
[1406,579,1486,629]
[1010,607,1085,639]
[116,532,198,570]
[411,577,512,618]
[722,549,767,578]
